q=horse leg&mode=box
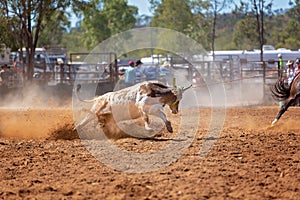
[272,97,296,126]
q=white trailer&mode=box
[209,46,300,68]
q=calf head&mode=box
[167,85,192,114]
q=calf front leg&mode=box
[148,104,173,133]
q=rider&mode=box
[294,58,300,75]
[294,58,300,106]
[286,60,294,86]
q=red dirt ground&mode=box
[0,106,299,199]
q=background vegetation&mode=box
[0,0,300,73]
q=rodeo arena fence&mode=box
[0,50,291,105]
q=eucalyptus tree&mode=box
[208,0,233,59]
[80,0,138,50]
[38,10,70,47]
[233,17,259,50]
[0,0,84,80]
[275,0,300,49]
[151,0,193,32]
[233,0,273,61]
[185,0,211,50]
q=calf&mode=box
[75,81,191,135]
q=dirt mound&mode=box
[76,115,166,140]
[47,123,79,140]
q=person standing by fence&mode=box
[0,64,13,94]
[124,60,136,87]
[278,54,284,77]
[134,60,145,83]
[13,60,24,86]
[286,60,295,86]
[293,58,300,106]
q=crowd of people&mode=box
[123,59,172,87]
[277,54,300,106]
[278,54,300,86]
[0,61,24,90]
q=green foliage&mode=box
[151,0,193,33]
[233,17,259,50]
[2,0,300,57]
[61,27,88,53]
[80,0,137,50]
[276,19,300,49]
[38,11,70,47]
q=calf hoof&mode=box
[145,125,154,131]
[166,121,173,133]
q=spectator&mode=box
[134,60,145,83]
[286,60,294,86]
[101,62,110,80]
[0,64,11,87]
[144,64,159,81]
[124,60,136,87]
[278,53,284,77]
[294,58,300,75]
[293,58,300,106]
[13,60,24,85]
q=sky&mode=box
[70,0,293,26]
[128,0,152,16]
[127,0,292,16]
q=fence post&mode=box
[262,61,267,101]
[60,63,64,84]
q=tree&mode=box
[38,10,70,47]
[61,27,87,53]
[151,0,193,33]
[80,0,137,50]
[233,17,259,49]
[0,0,83,81]
[275,19,300,50]
[208,0,233,59]
[233,0,273,61]
[274,0,300,49]
[185,0,211,50]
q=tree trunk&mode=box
[211,0,217,61]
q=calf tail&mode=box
[271,78,290,101]
[75,84,95,103]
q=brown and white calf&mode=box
[75,81,191,135]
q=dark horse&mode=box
[271,72,300,125]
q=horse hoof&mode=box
[271,119,278,126]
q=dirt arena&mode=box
[0,105,299,199]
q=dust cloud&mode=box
[183,80,273,108]
[0,83,74,139]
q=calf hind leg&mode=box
[75,113,95,130]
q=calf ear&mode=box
[150,89,172,97]
[147,83,172,97]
